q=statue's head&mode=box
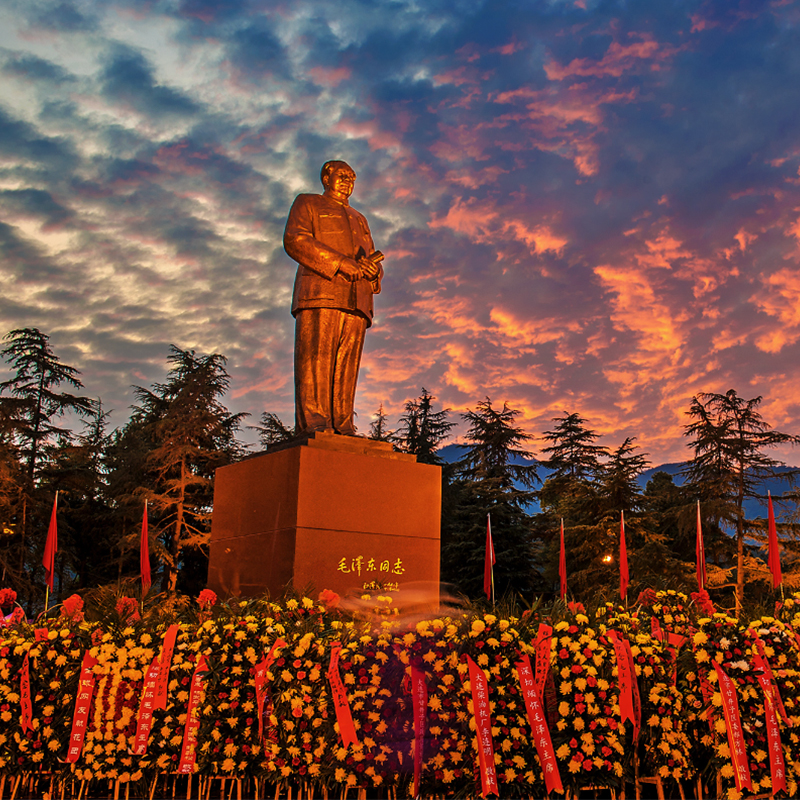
[321,160,356,202]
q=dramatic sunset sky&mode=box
[2,0,800,463]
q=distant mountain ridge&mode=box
[437,445,798,520]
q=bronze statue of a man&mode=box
[284,161,384,436]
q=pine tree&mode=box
[441,399,538,599]
[683,390,799,608]
[535,413,612,599]
[398,388,453,465]
[0,328,95,481]
[368,403,396,442]
[252,412,295,449]
[110,347,246,593]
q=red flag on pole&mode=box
[696,500,706,592]
[619,511,629,601]
[767,491,782,589]
[140,500,151,595]
[484,513,496,603]
[42,491,58,591]
[559,518,567,601]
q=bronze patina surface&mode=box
[284,161,384,436]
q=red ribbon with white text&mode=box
[756,668,788,794]
[752,636,791,727]
[254,638,287,741]
[66,653,98,763]
[327,642,358,747]
[131,656,161,755]
[608,631,640,741]
[533,623,552,700]
[411,665,428,799]
[20,652,32,735]
[516,654,563,794]
[177,655,209,774]
[713,663,752,793]
[154,623,179,710]
[466,655,498,798]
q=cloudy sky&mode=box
[2,0,800,464]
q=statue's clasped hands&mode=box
[338,250,384,282]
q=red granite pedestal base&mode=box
[207,431,441,599]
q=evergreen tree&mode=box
[252,412,295,449]
[368,403,396,443]
[683,389,799,608]
[398,388,453,465]
[0,328,95,481]
[109,347,246,593]
[441,399,538,599]
[535,413,612,599]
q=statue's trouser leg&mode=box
[332,313,367,435]
[294,309,366,435]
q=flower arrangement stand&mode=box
[565,785,622,799]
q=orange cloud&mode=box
[544,34,678,80]
[428,197,568,255]
[751,267,800,352]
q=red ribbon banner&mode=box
[131,656,161,755]
[533,623,552,700]
[254,638,287,742]
[516,654,563,794]
[752,637,791,727]
[713,663,752,793]
[154,624,179,710]
[177,655,209,774]
[327,642,358,747]
[20,652,32,735]
[466,655,498,798]
[411,665,428,799]
[755,668,788,795]
[66,653,98,763]
[34,628,49,642]
[608,631,640,742]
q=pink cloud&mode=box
[307,66,352,87]
[428,197,568,255]
[544,34,678,81]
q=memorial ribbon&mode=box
[154,623,179,710]
[533,623,552,700]
[327,642,358,747]
[756,669,788,795]
[66,653,98,763]
[177,654,209,774]
[34,628,49,642]
[608,631,640,741]
[130,656,161,755]
[713,663,752,793]
[752,636,791,727]
[20,652,32,735]
[516,654,563,795]
[411,665,428,799]
[254,638,287,741]
[466,655,498,798]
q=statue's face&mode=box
[323,165,356,202]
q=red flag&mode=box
[140,501,151,595]
[767,491,782,589]
[484,513,496,602]
[696,501,706,592]
[42,492,58,591]
[558,519,567,600]
[619,511,629,601]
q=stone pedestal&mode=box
[207,431,441,599]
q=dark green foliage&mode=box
[252,411,295,448]
[398,388,454,465]
[368,403,396,442]
[441,399,540,600]
[683,389,799,607]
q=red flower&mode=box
[0,588,17,607]
[115,596,140,622]
[197,589,217,611]
[60,594,84,622]
[318,588,340,610]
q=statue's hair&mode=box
[320,160,354,185]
